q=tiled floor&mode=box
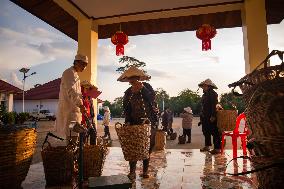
[22,147,258,189]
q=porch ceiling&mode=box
[10,0,284,40]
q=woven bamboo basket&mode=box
[115,122,150,161]
[229,50,284,188]
[217,110,238,133]
[41,144,74,186]
[83,143,108,180]
[0,127,37,189]
[154,130,166,151]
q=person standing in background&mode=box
[102,106,111,140]
[198,79,221,154]
[180,107,193,143]
[167,107,174,135]
[161,107,169,133]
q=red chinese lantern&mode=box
[111,31,128,56]
[196,24,217,51]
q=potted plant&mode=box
[0,111,37,189]
[17,112,30,124]
[1,111,16,125]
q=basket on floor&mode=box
[154,129,166,151]
[83,141,108,180]
[217,110,238,133]
[229,50,284,188]
[0,127,37,189]
[115,122,150,161]
[41,133,75,186]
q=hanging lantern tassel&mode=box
[196,24,217,51]
[202,39,211,51]
[116,44,124,56]
[111,31,129,56]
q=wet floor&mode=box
[22,147,258,189]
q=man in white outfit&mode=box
[55,53,88,141]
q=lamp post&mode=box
[19,68,36,112]
[161,94,165,111]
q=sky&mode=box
[0,0,283,102]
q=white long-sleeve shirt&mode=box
[55,66,83,138]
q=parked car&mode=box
[29,109,56,121]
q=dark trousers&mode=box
[183,128,191,142]
[104,125,110,137]
[129,128,156,174]
[202,120,221,149]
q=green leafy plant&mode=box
[116,56,147,73]
[0,103,6,122]
[0,111,30,125]
[17,112,30,124]
[220,92,245,112]
[1,112,16,125]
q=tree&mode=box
[154,88,169,111]
[100,98,124,118]
[110,97,124,118]
[116,56,147,73]
[220,92,245,113]
[168,89,202,115]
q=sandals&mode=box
[139,172,150,178]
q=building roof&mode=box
[14,78,103,103]
[10,0,284,40]
[14,78,61,100]
[0,80,22,94]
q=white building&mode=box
[0,80,22,112]
[14,78,61,114]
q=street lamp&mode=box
[161,94,165,111]
[19,68,36,112]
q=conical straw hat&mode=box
[198,79,218,89]
[117,66,151,82]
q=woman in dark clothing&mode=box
[198,79,221,154]
[118,66,158,180]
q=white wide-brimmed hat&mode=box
[103,106,110,111]
[75,53,88,64]
[198,79,218,89]
[117,66,151,82]
[184,107,193,114]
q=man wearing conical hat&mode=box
[55,53,88,140]
[118,66,159,179]
[198,79,221,154]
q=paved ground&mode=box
[23,148,257,189]
[32,117,239,164]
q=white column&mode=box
[8,93,13,112]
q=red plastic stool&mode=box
[221,113,249,158]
